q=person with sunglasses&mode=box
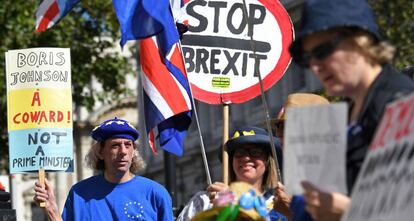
[287,0,414,221]
[176,126,287,221]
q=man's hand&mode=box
[34,179,63,221]
[301,181,350,221]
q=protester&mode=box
[34,117,173,221]
[288,0,414,220]
[176,126,286,221]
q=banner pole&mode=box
[38,168,46,208]
[222,104,229,185]
[176,41,212,186]
[241,0,282,183]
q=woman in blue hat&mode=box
[34,118,174,221]
[286,0,414,220]
[177,126,287,221]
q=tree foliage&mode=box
[0,1,133,172]
[368,0,414,70]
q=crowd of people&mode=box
[32,0,414,220]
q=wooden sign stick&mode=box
[222,104,229,185]
[38,168,46,207]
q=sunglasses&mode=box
[290,35,349,68]
[233,148,267,158]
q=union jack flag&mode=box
[35,0,80,32]
[112,0,190,156]
[140,25,192,157]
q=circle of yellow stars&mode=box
[124,201,144,219]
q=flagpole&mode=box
[222,104,229,185]
[176,41,212,185]
[241,0,283,183]
[170,0,211,186]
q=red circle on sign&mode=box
[183,0,293,104]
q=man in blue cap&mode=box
[34,118,173,221]
[280,0,414,221]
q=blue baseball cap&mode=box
[225,126,282,164]
[91,118,139,142]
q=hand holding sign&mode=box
[302,181,350,221]
[273,182,293,219]
[33,178,62,221]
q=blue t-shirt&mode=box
[62,174,173,221]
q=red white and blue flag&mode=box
[140,36,192,156]
[113,0,191,156]
[35,0,80,32]
[139,1,192,156]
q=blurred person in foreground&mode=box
[177,126,286,221]
[34,118,173,221]
[287,0,414,220]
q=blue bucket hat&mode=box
[91,118,139,142]
[289,0,381,67]
[225,126,282,165]
[294,0,380,43]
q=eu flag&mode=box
[112,0,177,48]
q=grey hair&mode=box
[85,141,146,174]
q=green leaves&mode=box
[368,0,414,70]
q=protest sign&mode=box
[6,48,73,173]
[182,0,293,104]
[284,103,348,195]
[341,92,414,221]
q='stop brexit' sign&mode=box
[182,0,293,104]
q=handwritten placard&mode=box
[6,48,73,173]
[342,92,414,221]
[284,103,348,195]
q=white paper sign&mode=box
[6,48,73,173]
[284,103,348,195]
[342,92,414,221]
